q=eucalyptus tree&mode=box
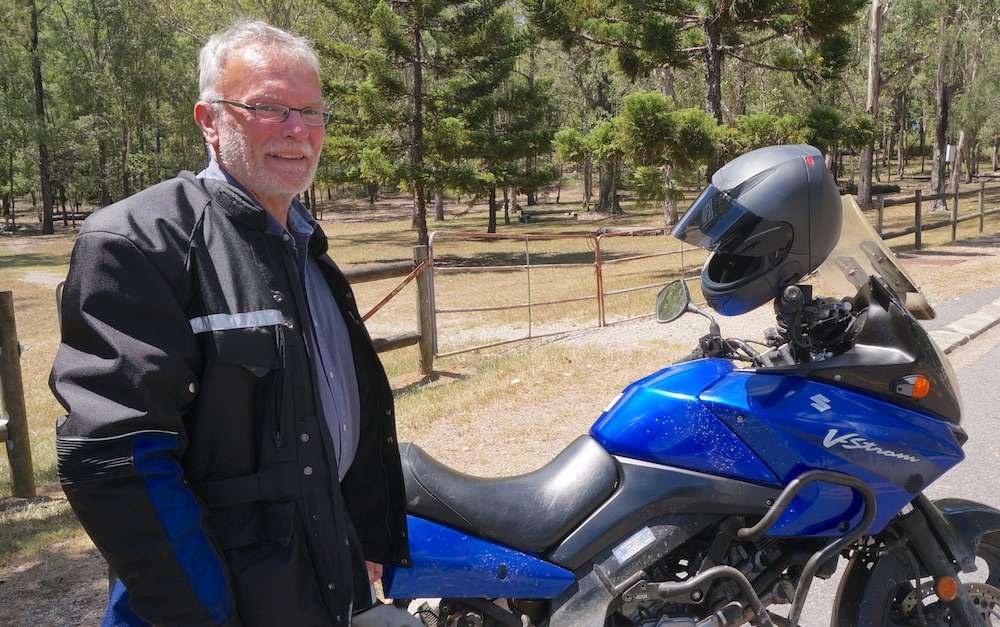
[523,0,865,141]
[943,6,1000,186]
[855,0,937,204]
[541,45,626,210]
[45,0,199,204]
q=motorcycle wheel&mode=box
[833,532,1000,626]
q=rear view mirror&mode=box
[656,280,691,323]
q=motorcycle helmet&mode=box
[672,144,842,316]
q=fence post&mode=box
[980,181,986,234]
[876,194,885,235]
[914,189,923,250]
[0,291,36,497]
[414,245,435,376]
[951,183,960,242]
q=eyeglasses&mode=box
[214,99,331,127]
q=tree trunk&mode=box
[919,114,927,174]
[930,13,953,212]
[702,12,724,176]
[702,13,724,125]
[583,156,593,209]
[947,129,966,194]
[897,98,907,178]
[434,188,444,221]
[30,0,53,234]
[503,187,511,225]
[662,165,678,225]
[410,26,428,245]
[487,187,497,233]
[597,160,622,215]
[858,0,884,206]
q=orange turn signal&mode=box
[892,375,931,399]
[936,575,960,602]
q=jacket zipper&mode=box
[272,327,286,450]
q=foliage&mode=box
[3,0,1000,238]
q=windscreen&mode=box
[818,196,935,320]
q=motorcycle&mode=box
[382,147,1000,626]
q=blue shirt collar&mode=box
[197,155,315,239]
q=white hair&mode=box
[198,19,320,101]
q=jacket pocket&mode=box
[224,500,337,626]
[188,326,284,477]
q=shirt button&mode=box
[285,320,294,330]
[300,433,310,443]
[342,425,347,432]
[272,291,284,302]
[282,233,290,242]
[188,382,197,394]
[303,466,313,476]
[328,371,335,379]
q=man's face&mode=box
[207,47,325,213]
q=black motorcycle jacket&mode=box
[50,172,410,626]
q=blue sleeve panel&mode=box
[59,430,235,626]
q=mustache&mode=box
[265,142,315,158]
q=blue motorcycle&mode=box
[383,146,1000,626]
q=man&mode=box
[51,20,416,626]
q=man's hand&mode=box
[365,560,383,584]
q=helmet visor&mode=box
[672,184,792,257]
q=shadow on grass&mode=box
[0,492,81,560]
[0,252,72,272]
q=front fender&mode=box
[832,496,1000,626]
[933,498,1000,572]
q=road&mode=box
[790,293,1000,626]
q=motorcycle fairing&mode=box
[381,515,576,599]
[700,372,964,536]
[769,278,963,425]
[591,359,780,485]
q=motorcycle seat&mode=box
[398,435,620,553]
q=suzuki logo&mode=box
[810,394,832,412]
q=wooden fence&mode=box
[868,181,1000,248]
[1,291,36,497]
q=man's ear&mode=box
[194,101,221,146]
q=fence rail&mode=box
[867,182,1000,248]
[422,229,697,360]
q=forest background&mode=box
[3,0,1000,246]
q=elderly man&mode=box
[51,20,416,627]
